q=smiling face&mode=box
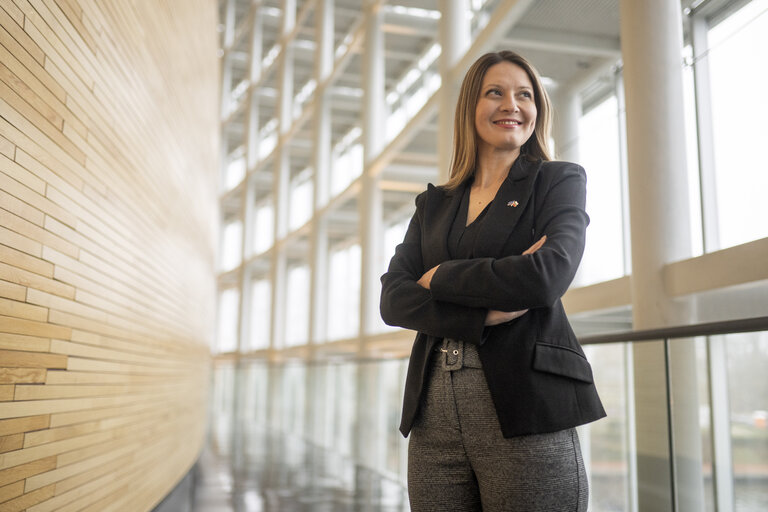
[474,61,537,160]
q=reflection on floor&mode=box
[191,429,409,512]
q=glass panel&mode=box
[220,220,243,271]
[583,343,630,511]
[285,265,309,347]
[707,1,768,249]
[216,288,239,353]
[252,202,274,255]
[211,364,236,456]
[723,331,768,510]
[289,176,313,231]
[331,142,362,195]
[327,244,361,341]
[281,364,307,438]
[248,279,271,350]
[385,43,441,142]
[576,96,625,286]
[668,337,716,512]
[224,154,246,191]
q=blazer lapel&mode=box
[474,157,542,258]
[421,182,466,269]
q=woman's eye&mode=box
[520,91,532,99]
[487,89,502,96]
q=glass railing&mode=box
[203,316,768,511]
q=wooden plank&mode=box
[0,2,24,27]
[0,479,24,503]
[0,315,71,340]
[0,279,25,301]
[0,34,66,103]
[0,189,45,226]
[18,1,94,90]
[49,399,153,429]
[52,0,96,55]
[44,370,160,385]
[0,243,54,278]
[0,454,55,487]
[26,289,107,325]
[0,414,49,436]
[0,171,78,231]
[0,483,54,511]
[0,350,66,369]
[0,153,46,195]
[0,385,13,401]
[0,202,79,259]
[0,332,50,352]
[0,297,48,322]
[0,61,64,129]
[0,429,112,467]
[22,419,101,449]
[49,339,163,366]
[0,368,46,384]
[14,384,131,401]
[0,133,13,158]
[0,432,23,452]
[0,223,41,257]
[0,394,149,421]
[23,440,134,491]
[0,11,45,66]
[0,262,76,299]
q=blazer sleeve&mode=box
[429,164,588,311]
[380,192,487,344]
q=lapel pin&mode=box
[507,200,519,207]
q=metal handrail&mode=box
[579,315,768,345]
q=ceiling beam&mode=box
[502,26,621,58]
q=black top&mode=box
[447,183,491,260]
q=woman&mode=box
[380,51,605,511]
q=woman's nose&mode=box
[501,95,519,112]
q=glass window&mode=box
[216,288,240,353]
[707,0,768,249]
[285,265,309,347]
[327,244,361,340]
[331,142,362,195]
[224,154,245,191]
[289,175,313,231]
[220,219,243,272]
[248,279,271,351]
[576,95,626,286]
[252,202,274,255]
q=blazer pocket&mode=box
[533,342,594,383]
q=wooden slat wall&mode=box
[0,0,219,510]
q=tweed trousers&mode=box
[407,340,588,512]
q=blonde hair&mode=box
[444,50,552,190]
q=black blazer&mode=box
[380,157,606,438]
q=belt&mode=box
[435,338,483,370]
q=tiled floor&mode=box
[191,429,409,512]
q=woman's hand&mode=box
[523,235,547,255]
[417,264,439,289]
[485,309,529,325]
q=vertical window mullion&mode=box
[689,13,720,252]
